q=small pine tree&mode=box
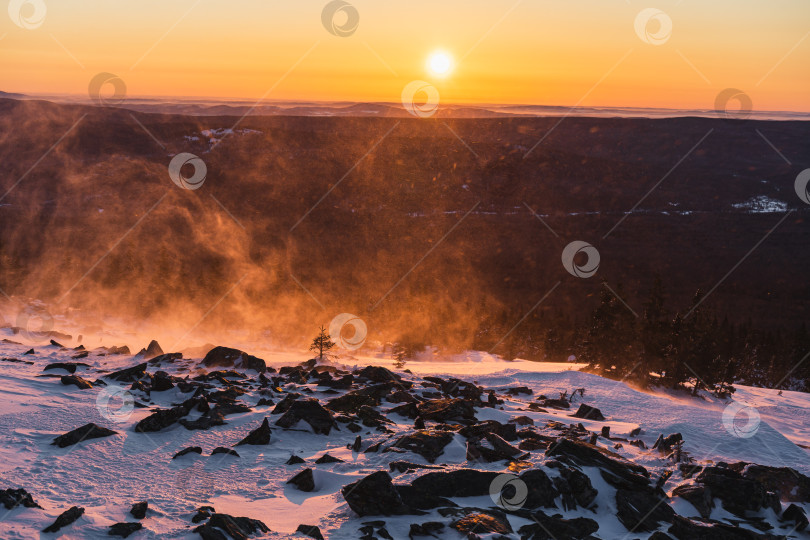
[310,326,335,361]
[392,342,408,369]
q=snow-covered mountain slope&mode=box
[0,335,808,539]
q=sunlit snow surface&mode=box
[0,333,808,539]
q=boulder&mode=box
[211,447,239,457]
[108,522,143,537]
[179,410,227,431]
[43,506,84,533]
[553,467,598,510]
[137,340,163,359]
[275,399,336,435]
[52,423,117,448]
[672,484,713,518]
[173,447,203,459]
[411,469,499,498]
[194,513,270,540]
[287,468,316,492]
[615,487,675,532]
[130,501,148,519]
[234,418,271,446]
[416,398,475,422]
[60,375,93,389]
[340,471,412,516]
[105,362,147,382]
[314,453,344,464]
[782,504,809,532]
[695,466,778,516]
[296,524,325,540]
[546,438,650,489]
[459,420,517,441]
[390,430,454,463]
[667,515,778,540]
[286,455,305,465]
[572,403,605,421]
[742,464,810,503]
[451,509,512,535]
[136,405,192,432]
[516,510,599,540]
[202,346,266,373]
[0,488,41,509]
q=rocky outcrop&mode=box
[275,399,336,435]
[341,471,412,516]
[194,513,270,539]
[202,346,266,373]
[390,430,453,463]
[43,506,84,533]
[234,418,271,445]
[105,362,147,382]
[0,488,41,509]
[60,375,93,389]
[416,398,475,422]
[287,468,315,492]
[52,423,117,448]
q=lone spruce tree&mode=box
[310,325,335,361]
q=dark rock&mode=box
[43,506,84,533]
[50,339,65,347]
[235,418,271,446]
[106,362,147,382]
[467,432,523,462]
[61,375,93,389]
[672,484,713,518]
[130,501,148,519]
[296,524,325,540]
[346,422,362,433]
[202,346,266,373]
[286,455,305,465]
[341,471,412,516]
[24,348,35,355]
[137,340,163,359]
[390,430,454,463]
[44,362,83,373]
[195,513,270,540]
[416,398,475,422]
[287,468,316,492]
[350,435,362,452]
[271,393,301,414]
[192,505,215,523]
[505,386,533,395]
[517,510,599,540]
[358,365,402,383]
[572,403,605,421]
[108,522,143,537]
[389,461,444,473]
[459,420,517,441]
[211,447,239,457]
[107,345,131,355]
[53,423,117,448]
[539,397,570,409]
[615,488,675,532]
[667,514,778,539]
[151,371,175,392]
[314,453,343,464]
[411,469,499,498]
[408,522,445,538]
[326,391,380,413]
[695,466,777,516]
[173,446,203,459]
[0,488,41,509]
[147,352,183,366]
[136,405,191,432]
[553,467,598,510]
[275,399,336,435]
[451,509,512,535]
[518,469,559,509]
[357,405,392,428]
[546,438,650,489]
[742,464,810,503]
[782,503,809,531]
[179,410,227,431]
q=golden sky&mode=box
[2,0,809,111]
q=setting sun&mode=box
[427,51,454,78]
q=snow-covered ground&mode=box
[0,328,808,538]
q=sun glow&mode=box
[427,51,454,78]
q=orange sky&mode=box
[2,0,809,111]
